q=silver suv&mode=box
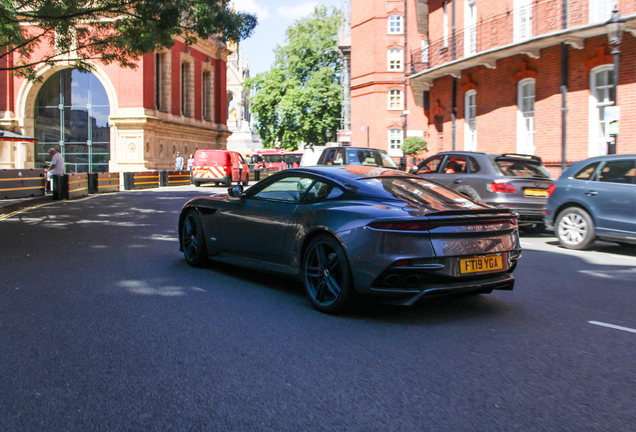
[410,152,552,231]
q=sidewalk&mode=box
[0,195,53,216]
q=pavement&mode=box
[0,194,54,216]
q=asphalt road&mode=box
[1,186,635,431]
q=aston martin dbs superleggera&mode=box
[179,166,521,313]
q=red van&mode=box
[191,149,249,187]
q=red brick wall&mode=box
[351,0,430,154]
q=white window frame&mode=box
[464,90,477,151]
[443,3,449,47]
[388,48,403,71]
[589,0,616,24]
[464,0,477,56]
[388,14,403,35]
[388,128,404,157]
[588,65,615,156]
[514,0,533,42]
[388,89,403,110]
[421,37,429,63]
[516,79,535,155]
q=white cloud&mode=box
[233,0,270,20]
[276,2,319,19]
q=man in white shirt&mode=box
[43,148,64,193]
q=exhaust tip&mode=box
[384,274,401,286]
[404,275,421,287]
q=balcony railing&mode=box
[411,0,592,73]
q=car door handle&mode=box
[453,179,462,184]
[585,191,598,196]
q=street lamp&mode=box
[605,7,624,154]
[325,130,332,143]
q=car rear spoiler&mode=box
[496,154,543,164]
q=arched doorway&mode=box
[34,69,110,173]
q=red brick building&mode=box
[1,37,230,172]
[351,0,431,158]
[352,0,636,174]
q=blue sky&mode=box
[233,0,344,75]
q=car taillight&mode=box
[489,182,516,193]
[547,184,557,196]
[369,219,517,231]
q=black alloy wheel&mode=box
[182,210,208,267]
[303,234,354,313]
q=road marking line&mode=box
[588,321,636,334]
[520,242,532,246]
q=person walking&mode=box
[43,148,64,193]
[175,152,184,170]
[187,154,194,171]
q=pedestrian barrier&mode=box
[249,168,276,183]
[57,173,89,200]
[0,169,45,199]
[160,170,191,187]
[88,172,120,194]
[123,171,160,190]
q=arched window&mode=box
[388,89,402,110]
[517,79,535,154]
[388,15,403,34]
[34,69,110,173]
[388,128,403,156]
[464,90,477,151]
[589,65,615,156]
[388,48,403,71]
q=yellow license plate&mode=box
[524,188,548,197]
[460,255,503,274]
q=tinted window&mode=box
[252,176,314,202]
[598,160,636,184]
[416,156,443,174]
[495,159,551,178]
[359,177,483,208]
[441,156,467,174]
[302,181,344,202]
[468,157,480,173]
[573,162,599,180]
[322,149,337,165]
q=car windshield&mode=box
[495,159,551,178]
[359,177,483,208]
[347,149,397,168]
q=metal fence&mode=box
[411,0,592,73]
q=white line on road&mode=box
[589,321,636,334]
[520,242,532,246]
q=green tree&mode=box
[245,5,342,150]
[402,137,427,156]
[0,0,257,80]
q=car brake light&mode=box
[369,219,517,231]
[547,184,557,196]
[489,182,516,193]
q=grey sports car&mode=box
[179,166,522,313]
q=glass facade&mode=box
[34,69,110,173]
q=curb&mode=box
[0,195,54,216]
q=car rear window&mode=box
[347,150,397,168]
[195,151,228,165]
[359,177,483,208]
[495,159,551,178]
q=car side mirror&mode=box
[228,184,244,198]
[409,166,419,174]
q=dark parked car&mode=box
[544,154,636,250]
[410,152,552,231]
[317,146,397,168]
[179,166,521,313]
